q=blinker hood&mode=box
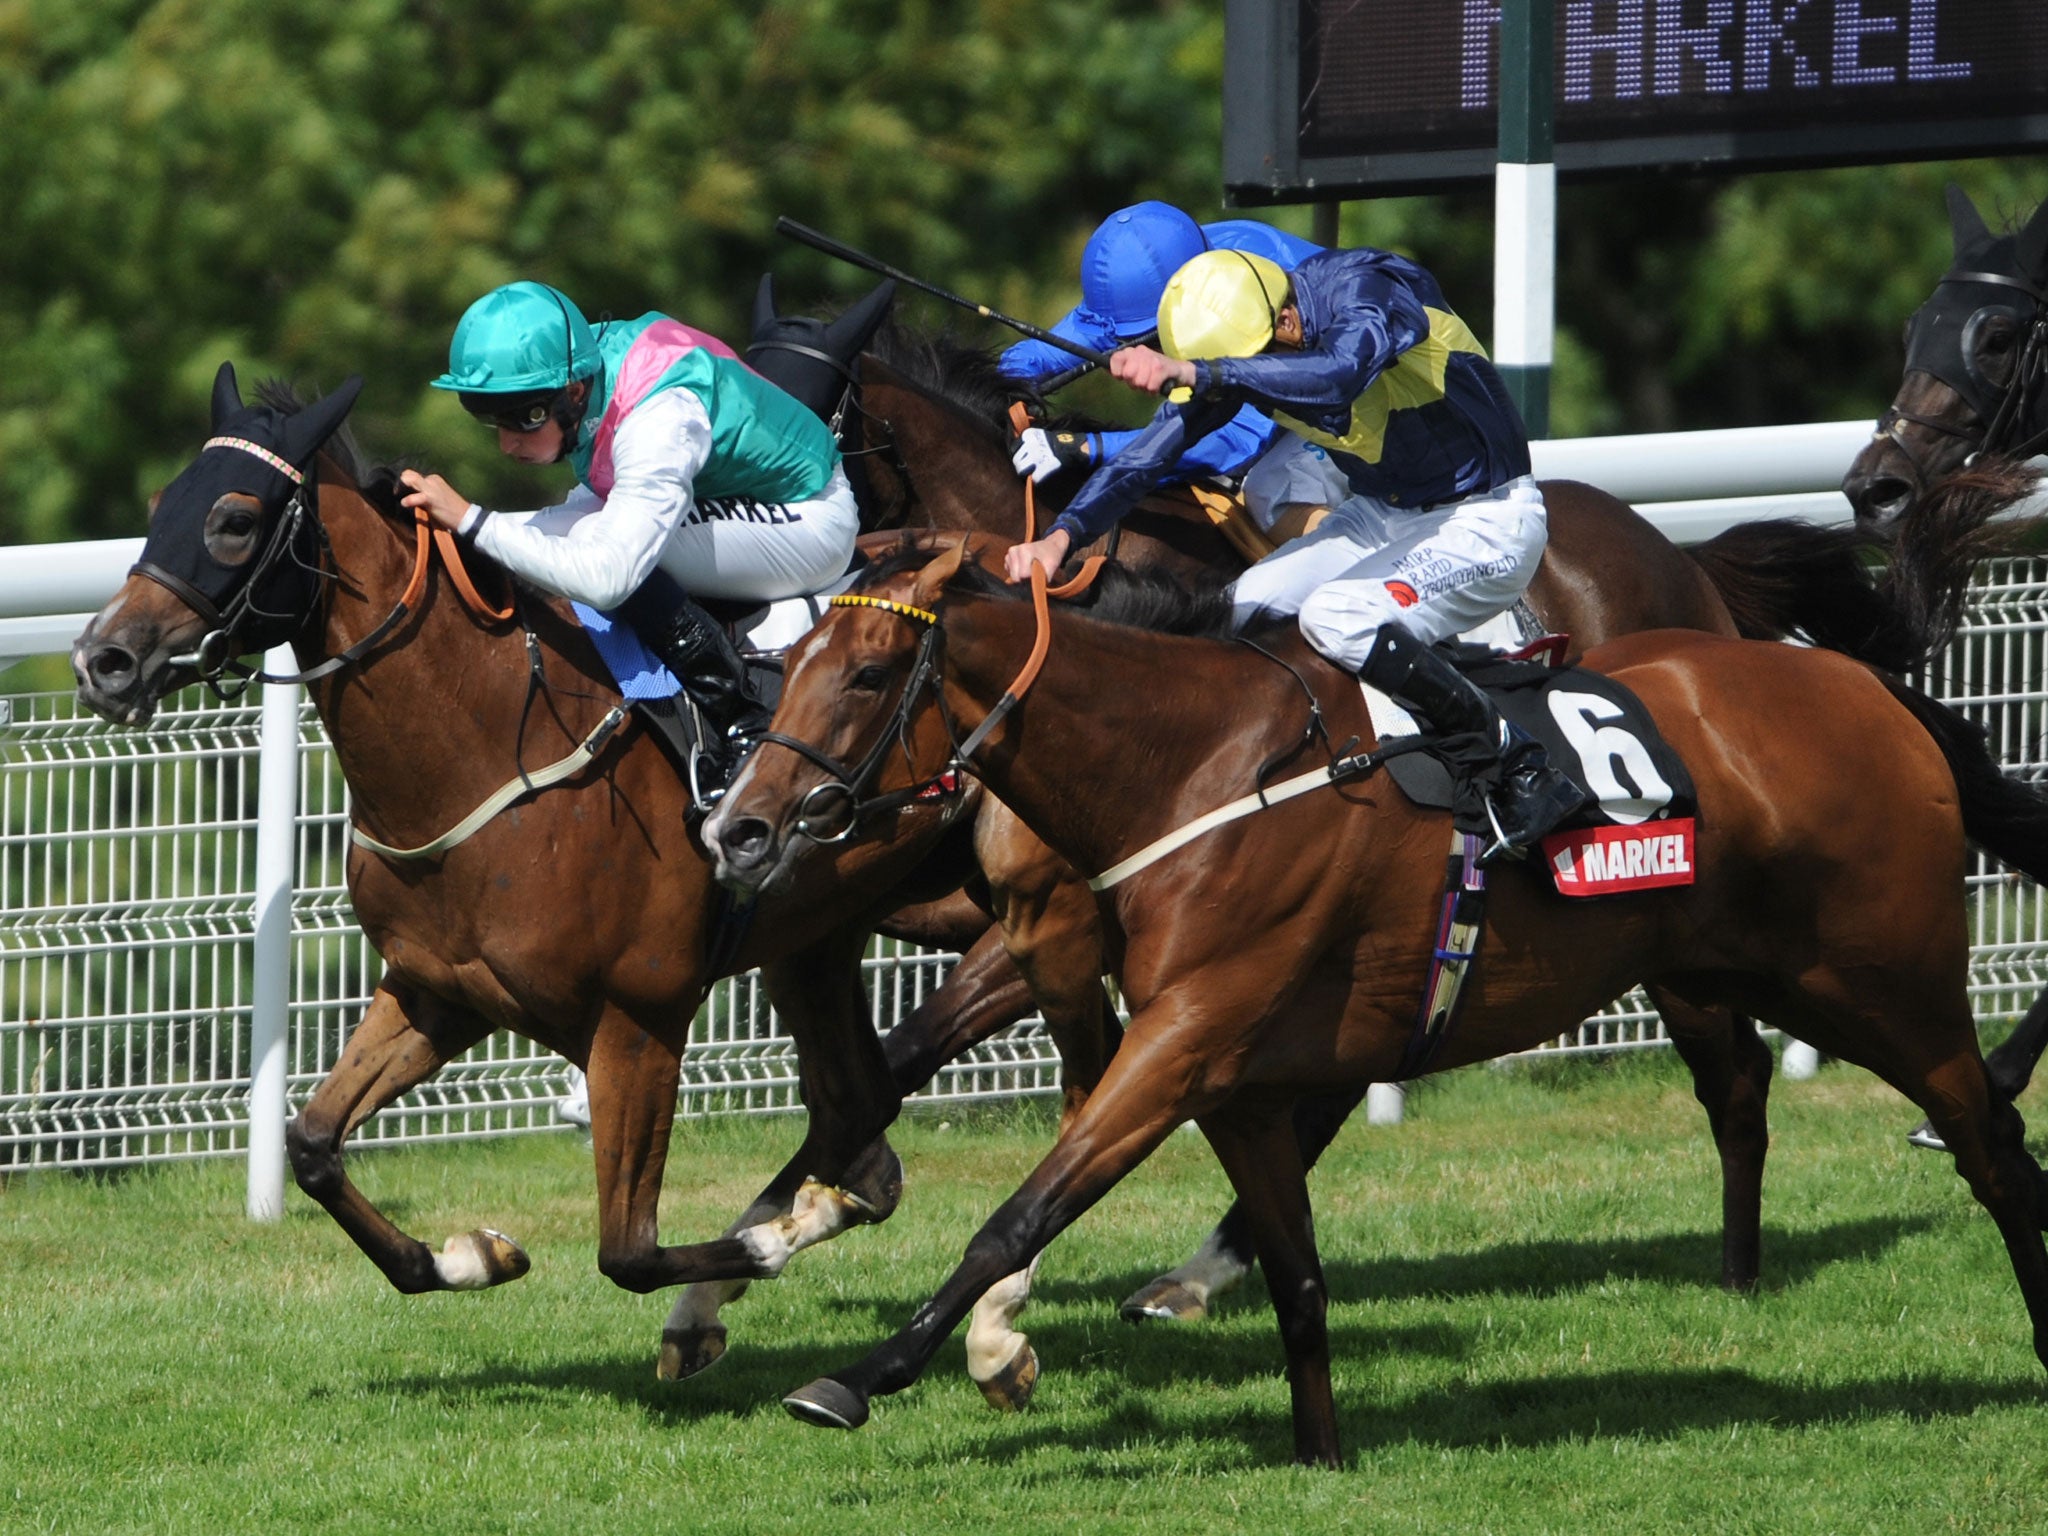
[132,362,363,651]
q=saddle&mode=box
[1363,644,1700,898]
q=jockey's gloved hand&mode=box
[1011,427,1099,483]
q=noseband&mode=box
[748,595,960,843]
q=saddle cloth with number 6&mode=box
[1363,644,1700,896]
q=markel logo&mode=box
[1541,818,1696,897]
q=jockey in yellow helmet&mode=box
[1003,247,1588,857]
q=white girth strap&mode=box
[352,705,629,862]
[1087,760,1353,892]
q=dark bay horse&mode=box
[707,535,2048,1465]
[1841,183,2048,1138]
[70,366,997,1377]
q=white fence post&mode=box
[247,647,301,1220]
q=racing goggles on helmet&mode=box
[459,389,563,434]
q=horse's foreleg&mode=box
[657,931,904,1378]
[1654,988,1771,1291]
[1199,1097,1341,1469]
[959,849,1123,1410]
[285,981,522,1293]
[781,1022,1208,1433]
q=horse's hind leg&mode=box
[1908,987,2048,1153]
[1199,1097,1342,1468]
[1779,967,2048,1373]
[286,979,526,1292]
[1654,987,1771,1291]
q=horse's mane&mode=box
[856,535,1235,639]
[252,378,409,516]
[862,318,1114,437]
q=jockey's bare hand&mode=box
[1109,345,1197,397]
[398,469,472,532]
[1004,529,1071,584]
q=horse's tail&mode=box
[1880,673,2048,883]
[1882,459,2045,660]
[1687,518,1924,673]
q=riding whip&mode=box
[774,217,1114,367]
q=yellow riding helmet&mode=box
[1157,250,1290,361]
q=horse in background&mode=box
[707,535,2048,1465]
[1840,185,2048,1138]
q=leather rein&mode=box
[748,401,1105,843]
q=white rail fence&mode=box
[4,418,2045,1199]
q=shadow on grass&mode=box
[339,1210,1964,1436]
[923,1365,2048,1471]
[959,1211,1947,1315]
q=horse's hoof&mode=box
[1118,1277,1209,1323]
[658,1325,728,1382]
[974,1341,1039,1412]
[434,1228,531,1289]
[1907,1120,1949,1152]
[783,1377,869,1430]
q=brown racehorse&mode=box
[650,329,1924,1393]
[70,367,997,1377]
[706,534,2048,1465]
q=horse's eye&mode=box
[849,664,892,693]
[219,509,258,537]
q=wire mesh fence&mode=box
[4,559,2045,1170]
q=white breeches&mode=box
[1227,473,1548,671]
[655,463,861,604]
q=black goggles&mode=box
[459,390,560,433]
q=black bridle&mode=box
[1879,267,2048,477]
[747,595,963,843]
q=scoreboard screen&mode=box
[1224,0,2048,203]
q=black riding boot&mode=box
[1359,624,1591,856]
[620,576,770,800]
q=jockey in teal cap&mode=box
[401,280,856,802]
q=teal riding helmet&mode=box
[432,281,601,396]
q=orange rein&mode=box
[1001,400,1104,707]
[403,508,515,624]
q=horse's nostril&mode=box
[722,816,774,868]
[1854,476,1915,524]
[87,644,137,689]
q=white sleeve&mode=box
[470,389,714,611]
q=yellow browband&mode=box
[830,594,939,626]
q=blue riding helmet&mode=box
[1078,202,1209,340]
[431,281,602,396]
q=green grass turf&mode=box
[4,1049,2048,1534]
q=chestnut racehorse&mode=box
[706,535,2048,1465]
[659,327,1944,1399]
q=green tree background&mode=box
[0,0,2040,548]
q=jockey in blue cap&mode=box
[1003,247,1589,858]
[400,280,857,795]
[1002,202,1323,518]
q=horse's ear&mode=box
[1947,182,1991,258]
[751,273,779,340]
[824,279,897,361]
[2017,198,2048,282]
[909,534,974,610]
[281,375,365,467]
[210,362,243,430]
